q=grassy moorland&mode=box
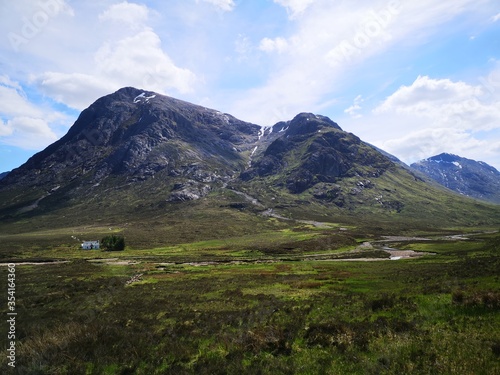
[0,223,499,374]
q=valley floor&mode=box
[0,225,499,374]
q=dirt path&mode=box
[0,260,70,266]
[88,258,139,265]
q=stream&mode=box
[0,235,451,267]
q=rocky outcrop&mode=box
[168,180,212,202]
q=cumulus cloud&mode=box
[0,77,69,150]
[98,1,150,28]
[375,75,500,131]
[35,72,112,110]
[34,4,197,110]
[359,70,500,168]
[5,117,58,149]
[197,0,235,12]
[375,76,478,112]
[95,30,196,92]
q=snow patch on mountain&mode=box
[134,92,156,103]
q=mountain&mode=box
[0,88,499,242]
[0,172,8,180]
[230,116,497,223]
[0,87,262,216]
[411,153,500,204]
[241,113,394,195]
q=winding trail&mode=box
[371,236,434,260]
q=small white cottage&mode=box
[81,240,100,250]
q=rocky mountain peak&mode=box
[0,87,261,195]
[241,112,393,195]
[272,113,342,137]
[426,153,460,163]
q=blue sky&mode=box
[1,0,499,172]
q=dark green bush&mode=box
[101,235,125,251]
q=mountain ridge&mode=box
[0,88,499,238]
[411,153,500,204]
[2,87,260,186]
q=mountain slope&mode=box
[0,89,499,240]
[3,87,260,186]
[241,113,393,195]
[411,153,500,204]
[0,87,262,218]
[231,115,500,226]
[0,172,8,180]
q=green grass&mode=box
[0,228,498,374]
[0,222,359,262]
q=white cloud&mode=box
[344,69,500,168]
[0,83,42,119]
[375,76,478,112]
[374,75,500,131]
[3,117,58,149]
[259,37,289,53]
[95,30,196,92]
[1,1,198,152]
[197,0,235,12]
[0,116,59,150]
[0,76,22,92]
[35,17,197,110]
[98,1,150,28]
[2,0,75,53]
[274,0,316,18]
[0,119,13,137]
[9,117,56,137]
[232,0,496,125]
[0,77,71,150]
[492,12,500,22]
[380,128,485,164]
[344,95,364,118]
[35,72,112,110]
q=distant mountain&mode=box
[411,153,500,204]
[0,172,8,180]
[0,88,498,235]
